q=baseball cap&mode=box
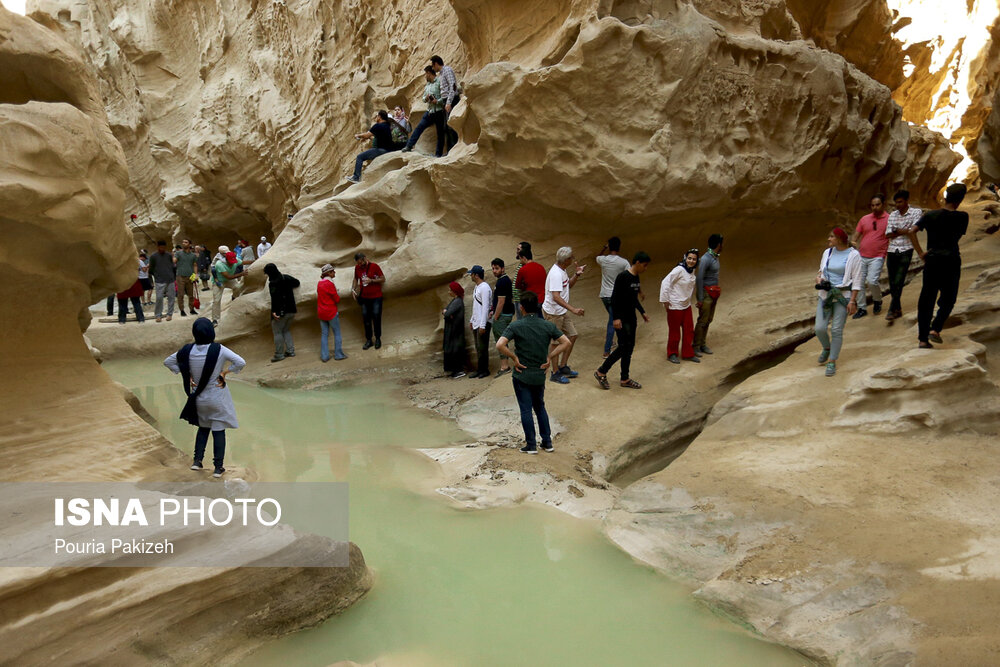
[467,265,484,277]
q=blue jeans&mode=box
[320,315,346,361]
[815,297,848,361]
[512,377,551,447]
[601,297,614,354]
[353,148,388,180]
[405,110,446,156]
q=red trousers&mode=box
[667,307,695,358]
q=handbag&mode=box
[705,285,721,300]
[192,296,201,309]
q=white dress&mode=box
[164,344,246,430]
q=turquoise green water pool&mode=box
[106,359,806,667]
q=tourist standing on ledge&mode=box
[139,251,153,304]
[490,258,515,377]
[317,264,347,362]
[883,189,922,322]
[257,236,271,258]
[352,252,385,349]
[851,194,890,318]
[694,233,723,355]
[239,239,256,267]
[443,281,467,378]
[595,252,651,389]
[116,272,145,325]
[496,292,571,454]
[401,67,446,157]
[469,265,493,379]
[815,228,862,377]
[211,249,245,326]
[149,239,177,322]
[264,263,299,363]
[430,55,460,152]
[513,242,545,321]
[909,183,969,349]
[542,246,585,384]
[348,110,397,183]
[174,238,199,316]
[164,318,245,478]
[596,236,631,359]
[660,249,699,364]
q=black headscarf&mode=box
[192,317,216,344]
[263,263,281,281]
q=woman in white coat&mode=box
[659,249,700,364]
[815,228,862,377]
[164,318,246,476]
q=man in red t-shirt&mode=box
[352,252,386,349]
[513,243,547,315]
[851,194,890,318]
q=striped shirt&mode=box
[886,206,922,253]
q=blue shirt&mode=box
[825,248,850,286]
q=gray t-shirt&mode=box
[596,254,630,299]
[174,250,197,276]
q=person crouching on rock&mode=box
[318,263,347,362]
[442,281,467,378]
[164,318,246,477]
[347,110,396,184]
[496,292,571,454]
[264,263,300,362]
[815,228,862,377]
[659,249,699,364]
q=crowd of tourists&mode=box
[161,182,971,472]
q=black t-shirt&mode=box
[492,275,515,315]
[917,208,969,256]
[610,270,644,325]
[370,122,394,150]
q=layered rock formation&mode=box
[0,7,370,663]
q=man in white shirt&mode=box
[468,265,493,378]
[542,246,586,384]
[257,236,271,258]
[595,236,631,358]
[884,189,922,321]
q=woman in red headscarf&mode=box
[442,281,467,378]
[814,227,863,377]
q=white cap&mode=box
[218,245,230,253]
[261,236,267,241]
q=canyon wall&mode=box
[0,7,370,663]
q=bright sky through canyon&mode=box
[1,0,26,14]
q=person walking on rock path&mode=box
[496,292,572,454]
[442,281,467,378]
[116,277,145,325]
[660,249,700,364]
[909,183,969,348]
[164,318,245,478]
[814,227,862,376]
[138,251,153,304]
[348,110,397,183]
[542,246,586,384]
[196,245,211,292]
[513,242,546,321]
[469,265,493,379]
[401,67,446,157]
[174,238,199,316]
[352,252,385,349]
[595,252,651,389]
[852,194,890,318]
[264,263,299,362]
[694,234,723,354]
[490,258,515,377]
[211,249,245,326]
[149,240,177,322]
[884,189,922,321]
[317,264,347,362]
[596,236,631,358]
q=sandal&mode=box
[594,371,610,390]
[620,378,642,389]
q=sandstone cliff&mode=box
[0,7,370,663]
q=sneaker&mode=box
[495,368,512,377]
[211,319,219,326]
[818,348,830,364]
[852,309,867,320]
[166,315,172,321]
[519,445,538,455]
[668,354,680,364]
[335,354,348,360]
[213,467,226,478]
[684,356,701,363]
[180,310,186,317]
[375,339,382,349]
[700,345,713,355]
[451,371,467,379]
[468,372,482,379]
[929,331,943,344]
[346,175,360,183]
[286,351,296,357]
[401,146,412,153]
[190,460,204,471]
[885,311,897,321]
[918,341,934,349]
[156,317,162,323]
[321,357,330,363]
[190,309,198,315]
[873,301,882,314]
[693,349,703,357]
[363,340,374,350]
[559,365,579,378]
[550,372,570,384]
[540,443,554,453]
[270,356,285,362]
[825,362,836,376]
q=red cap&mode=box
[225,251,237,263]
[832,227,849,244]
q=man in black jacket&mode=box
[263,263,300,362]
[594,252,651,389]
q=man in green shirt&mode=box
[174,238,199,316]
[210,250,245,325]
[496,292,571,454]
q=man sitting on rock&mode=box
[347,110,396,184]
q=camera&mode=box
[815,280,832,291]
